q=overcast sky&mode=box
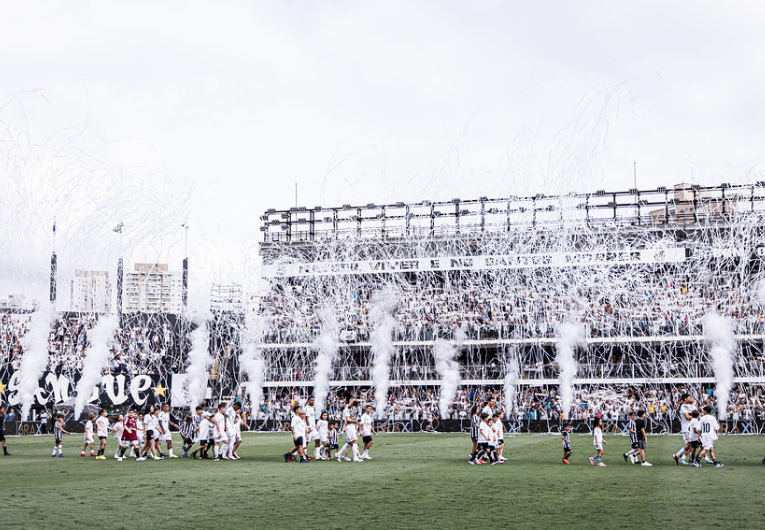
[2,1,765,305]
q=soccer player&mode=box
[634,410,652,466]
[469,404,480,463]
[337,397,363,463]
[317,411,330,459]
[687,409,702,466]
[138,406,162,461]
[179,416,194,458]
[696,406,723,467]
[0,405,10,456]
[118,410,140,461]
[81,413,96,457]
[51,413,71,457]
[360,404,376,460]
[284,404,307,463]
[158,403,179,458]
[213,403,229,461]
[327,421,339,459]
[673,394,696,465]
[135,412,145,456]
[471,413,498,465]
[187,406,203,457]
[228,403,244,459]
[482,399,496,420]
[302,396,319,460]
[589,416,606,467]
[111,414,124,458]
[95,409,110,460]
[494,411,506,462]
[192,413,213,459]
[561,422,572,464]
[623,411,639,464]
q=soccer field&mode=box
[1,433,763,530]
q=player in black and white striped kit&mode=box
[469,405,480,463]
[623,411,639,464]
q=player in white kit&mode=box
[303,396,321,460]
[337,397,363,463]
[696,405,723,467]
[360,405,376,460]
[673,394,696,465]
[316,411,330,460]
[158,403,179,458]
[213,403,230,461]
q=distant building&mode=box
[71,270,111,313]
[211,284,243,313]
[122,263,183,314]
[0,294,38,313]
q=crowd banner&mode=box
[1,371,168,408]
[262,248,687,278]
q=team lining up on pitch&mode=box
[468,394,727,468]
[0,394,748,469]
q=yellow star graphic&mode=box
[0,380,6,394]
[152,383,167,397]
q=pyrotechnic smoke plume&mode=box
[556,321,584,420]
[370,287,397,419]
[74,315,118,418]
[312,307,339,417]
[703,312,736,420]
[18,303,55,421]
[434,329,465,418]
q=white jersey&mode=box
[360,413,373,437]
[304,405,316,429]
[478,422,493,443]
[95,416,109,437]
[214,413,227,436]
[317,419,329,442]
[224,406,236,432]
[343,407,358,434]
[699,415,720,443]
[158,411,170,433]
[593,426,603,445]
[493,418,503,441]
[679,404,695,433]
[687,417,701,442]
[481,405,494,419]
[199,418,213,440]
[84,420,94,442]
[144,414,158,433]
[291,415,306,439]
[231,413,241,435]
[136,419,145,440]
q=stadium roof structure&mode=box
[260,182,765,249]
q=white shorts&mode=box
[682,431,693,444]
[215,432,229,443]
[320,434,329,444]
[229,432,241,444]
[84,436,94,444]
[306,430,320,442]
[346,427,358,443]
[160,432,172,442]
[593,442,603,451]
[701,437,715,451]
[115,436,122,446]
[152,429,161,440]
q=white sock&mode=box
[339,443,350,457]
[625,449,635,456]
[214,445,220,458]
[675,448,687,458]
[362,450,368,456]
[228,445,235,457]
[169,448,174,456]
[352,445,360,458]
[314,447,320,459]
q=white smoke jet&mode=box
[703,312,736,419]
[434,329,464,418]
[73,315,118,418]
[503,356,520,417]
[185,313,212,410]
[239,315,266,419]
[555,321,585,420]
[18,303,55,421]
[312,307,339,417]
[369,287,398,419]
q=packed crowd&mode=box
[251,383,765,426]
[0,313,181,377]
[260,271,765,344]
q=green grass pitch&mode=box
[1,433,763,529]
